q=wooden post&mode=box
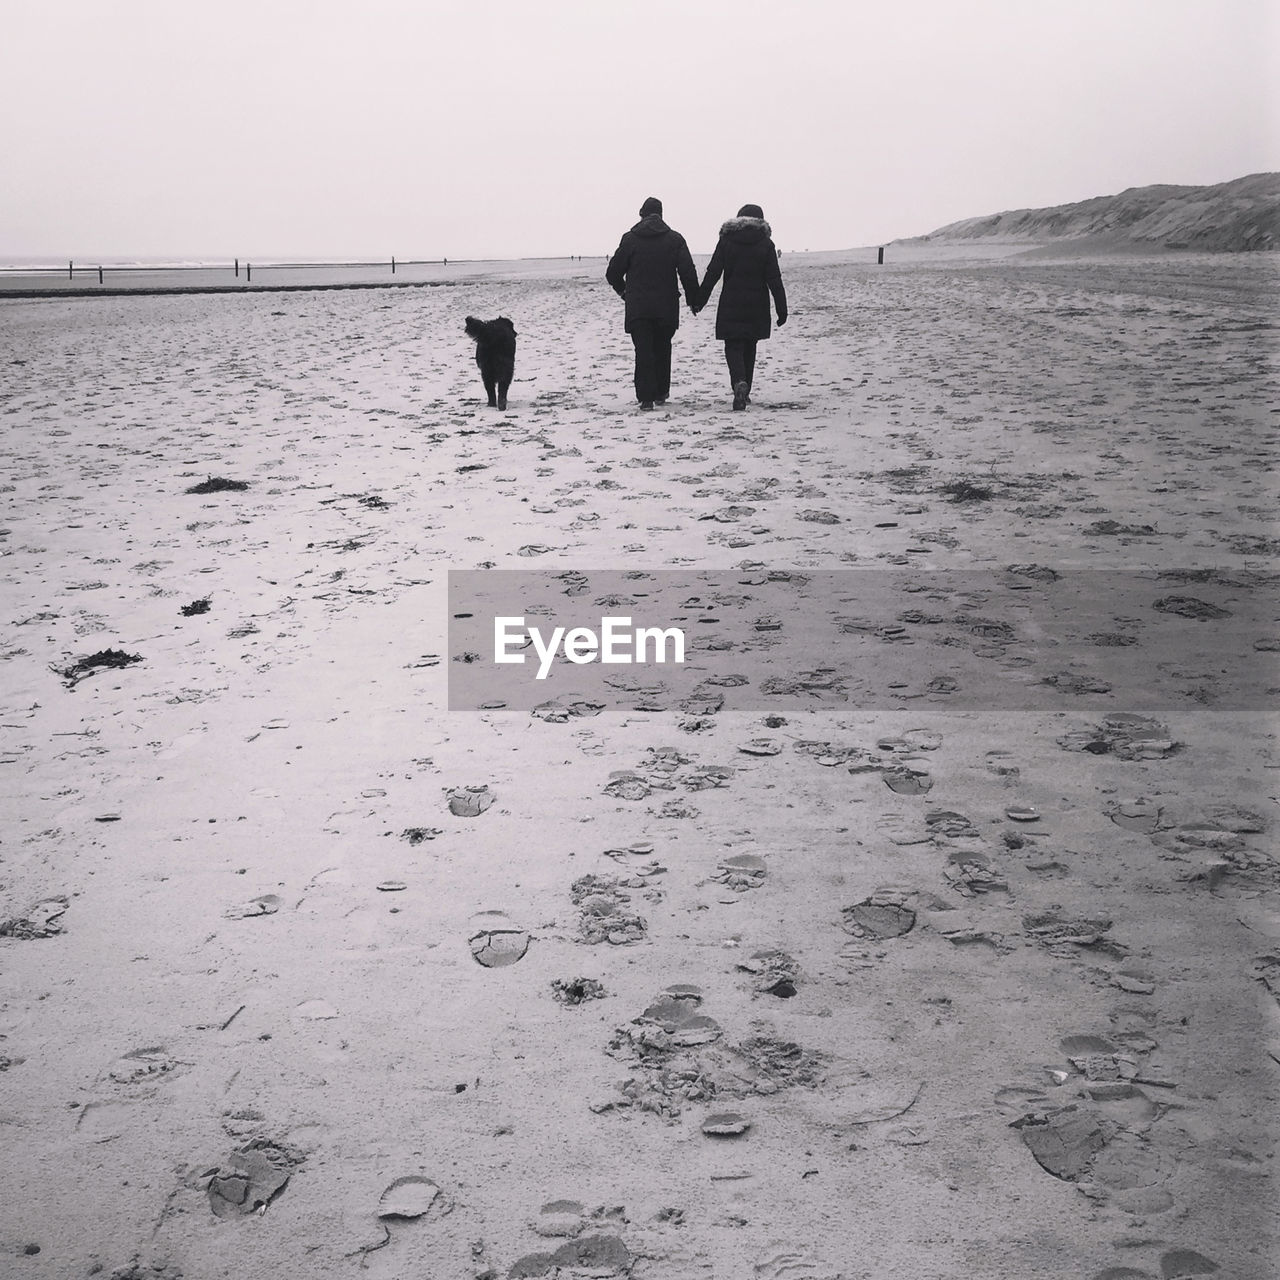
[69,260,73,280]
[98,266,103,285]
[246,262,251,282]
[391,256,396,274]
[235,258,239,278]
[877,246,884,265]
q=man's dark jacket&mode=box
[698,215,787,341]
[606,215,699,333]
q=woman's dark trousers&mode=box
[723,339,758,392]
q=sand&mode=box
[0,249,1276,1280]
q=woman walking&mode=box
[696,203,787,409]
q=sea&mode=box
[0,254,610,296]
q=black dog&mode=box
[464,315,516,410]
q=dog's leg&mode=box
[481,369,498,408]
[497,356,513,411]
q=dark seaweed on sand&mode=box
[186,476,249,494]
[54,648,143,688]
[940,479,995,503]
[181,598,212,616]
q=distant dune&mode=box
[899,172,1279,252]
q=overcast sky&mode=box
[3,0,1277,260]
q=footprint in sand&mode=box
[900,728,943,751]
[1157,803,1264,875]
[550,977,606,1005]
[600,986,720,1118]
[724,1035,829,1094]
[680,686,726,719]
[714,852,768,892]
[1156,1248,1220,1277]
[205,1137,301,1218]
[509,1233,632,1279]
[841,889,918,940]
[993,1084,1054,1117]
[223,893,281,920]
[105,1046,186,1087]
[752,1244,844,1279]
[532,697,605,722]
[681,763,734,791]
[1010,1027,1181,1205]
[1011,1104,1114,1182]
[636,990,724,1047]
[736,949,800,997]
[0,895,69,938]
[944,849,1009,897]
[701,1111,752,1136]
[446,785,495,817]
[570,874,648,945]
[1043,670,1114,695]
[468,910,530,967]
[1090,1128,1167,1193]
[1058,714,1177,759]
[1106,798,1163,834]
[925,809,982,842]
[882,766,934,795]
[529,1198,590,1238]
[602,771,651,800]
[375,1174,441,1220]
[793,737,862,766]
[1023,910,1125,958]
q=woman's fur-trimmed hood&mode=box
[718,215,772,241]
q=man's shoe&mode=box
[655,397,668,405]
[639,400,655,410]
[732,381,748,410]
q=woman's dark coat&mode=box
[606,215,699,333]
[698,216,787,340]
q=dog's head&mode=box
[465,315,517,341]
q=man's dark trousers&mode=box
[630,318,676,403]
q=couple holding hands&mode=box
[606,196,787,411]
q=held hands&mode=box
[776,312,787,327]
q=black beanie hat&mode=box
[737,203,764,219]
[639,196,663,217]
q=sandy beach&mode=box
[1,248,1277,1280]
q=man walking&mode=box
[606,197,700,409]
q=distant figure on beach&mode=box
[696,204,787,410]
[606,197,700,410]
